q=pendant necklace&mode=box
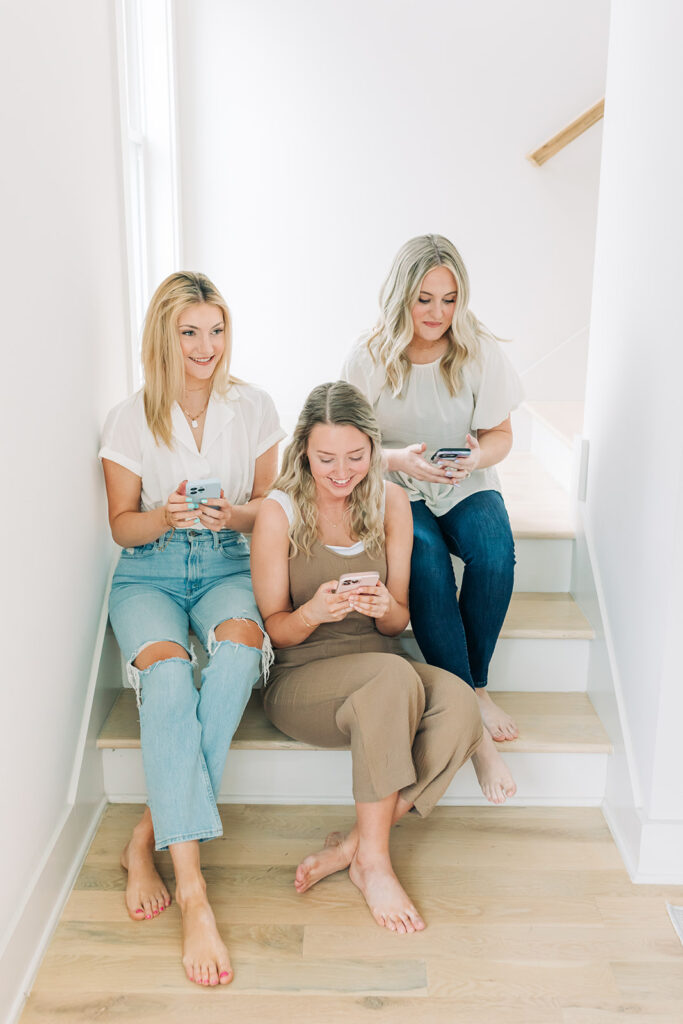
[182,396,210,429]
[318,504,347,529]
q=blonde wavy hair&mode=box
[366,234,499,397]
[273,382,386,560]
[142,271,237,447]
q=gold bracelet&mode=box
[298,605,315,630]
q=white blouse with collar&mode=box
[99,383,285,518]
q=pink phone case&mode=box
[336,571,380,594]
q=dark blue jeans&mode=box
[409,490,515,689]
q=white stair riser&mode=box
[102,748,607,807]
[451,540,573,594]
[530,418,574,490]
[398,636,589,692]
[137,632,588,695]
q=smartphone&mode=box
[430,447,471,462]
[186,478,221,507]
[336,571,380,594]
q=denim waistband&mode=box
[157,528,246,549]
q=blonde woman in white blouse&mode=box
[343,234,523,805]
[100,272,284,987]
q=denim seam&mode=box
[155,827,223,851]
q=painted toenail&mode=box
[135,909,143,914]
[145,914,152,919]
[219,971,230,978]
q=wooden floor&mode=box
[21,805,683,1023]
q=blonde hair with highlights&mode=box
[273,382,386,560]
[142,271,236,447]
[366,234,499,397]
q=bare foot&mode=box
[294,827,359,893]
[177,888,233,987]
[476,689,519,741]
[120,810,171,921]
[348,853,425,934]
[472,729,517,804]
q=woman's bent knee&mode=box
[134,641,191,671]
[213,618,264,649]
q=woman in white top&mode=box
[343,234,523,804]
[100,272,284,987]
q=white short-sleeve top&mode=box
[99,383,286,521]
[341,334,524,516]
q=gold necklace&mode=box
[181,396,210,429]
[318,504,348,529]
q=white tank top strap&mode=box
[267,485,385,552]
[265,488,295,526]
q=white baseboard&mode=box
[3,797,107,1024]
[2,558,120,1022]
[603,798,683,885]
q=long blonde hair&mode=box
[366,234,497,397]
[142,271,236,447]
[274,382,386,559]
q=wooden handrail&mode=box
[528,99,605,166]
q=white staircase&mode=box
[97,404,609,807]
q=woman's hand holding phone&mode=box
[300,580,353,627]
[164,481,203,529]
[392,442,455,483]
[195,491,233,531]
[436,433,481,483]
[347,579,391,620]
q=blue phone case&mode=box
[186,478,221,500]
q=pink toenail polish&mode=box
[135,909,143,914]
[145,914,152,919]
[219,971,230,978]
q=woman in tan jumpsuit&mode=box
[250,381,482,933]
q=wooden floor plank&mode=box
[21,993,564,1024]
[21,805,683,1023]
[302,922,683,964]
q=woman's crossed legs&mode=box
[264,653,482,931]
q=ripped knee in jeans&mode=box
[126,639,197,708]
[207,618,274,685]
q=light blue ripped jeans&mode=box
[109,528,272,851]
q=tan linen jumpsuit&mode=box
[263,539,483,815]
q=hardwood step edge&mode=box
[98,690,612,754]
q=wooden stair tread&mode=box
[98,689,610,754]
[500,451,575,539]
[499,592,593,639]
[409,592,593,641]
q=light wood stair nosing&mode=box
[98,689,611,755]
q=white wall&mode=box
[0,0,129,1014]
[582,0,683,862]
[174,0,609,432]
